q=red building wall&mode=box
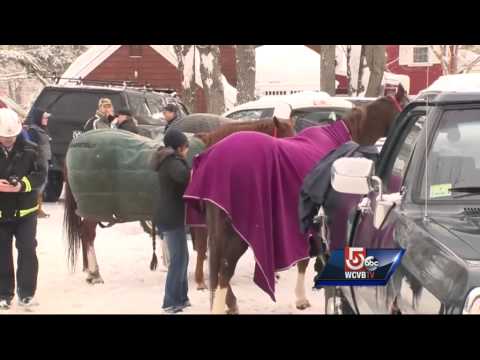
[386,45,443,95]
[85,45,207,113]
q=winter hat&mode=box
[163,103,178,113]
[98,98,113,109]
[164,129,189,150]
[31,107,49,126]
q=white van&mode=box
[223,91,354,132]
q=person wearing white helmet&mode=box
[0,108,47,310]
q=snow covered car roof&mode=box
[224,92,354,118]
[417,74,480,100]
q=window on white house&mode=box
[413,47,429,63]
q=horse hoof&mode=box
[196,282,208,291]
[296,300,311,310]
[86,275,104,285]
[226,305,239,315]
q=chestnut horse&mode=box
[63,117,295,285]
[184,87,409,314]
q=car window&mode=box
[292,108,349,123]
[420,108,480,201]
[40,91,122,120]
[145,94,167,121]
[382,113,425,193]
[226,108,271,121]
[127,93,150,118]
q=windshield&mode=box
[421,108,480,201]
[292,107,349,132]
[292,107,349,123]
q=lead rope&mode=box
[150,222,158,271]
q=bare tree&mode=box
[346,45,353,96]
[0,45,88,85]
[356,45,366,96]
[320,45,336,95]
[235,45,256,105]
[173,45,197,112]
[0,45,88,108]
[364,45,386,97]
[197,45,225,114]
[430,45,480,74]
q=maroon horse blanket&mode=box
[184,121,351,300]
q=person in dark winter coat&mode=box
[110,109,139,134]
[0,108,47,310]
[27,108,52,218]
[83,98,116,131]
[163,103,183,134]
[150,129,190,313]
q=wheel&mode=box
[43,170,64,202]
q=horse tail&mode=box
[63,173,82,272]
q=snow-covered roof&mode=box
[60,45,237,110]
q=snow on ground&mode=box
[2,196,325,315]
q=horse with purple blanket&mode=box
[184,86,408,314]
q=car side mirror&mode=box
[331,157,375,195]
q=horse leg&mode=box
[295,259,311,310]
[223,232,248,315]
[206,203,242,314]
[81,219,104,285]
[191,227,208,290]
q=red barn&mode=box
[61,45,237,113]
[305,45,443,95]
[386,45,443,95]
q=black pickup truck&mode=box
[26,85,188,202]
[323,92,480,314]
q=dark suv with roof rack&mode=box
[26,83,189,202]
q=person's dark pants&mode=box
[159,225,189,309]
[0,215,39,302]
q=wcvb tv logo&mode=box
[314,247,404,287]
[344,247,379,279]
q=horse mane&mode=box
[195,118,277,147]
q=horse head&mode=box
[273,116,295,138]
[344,85,409,146]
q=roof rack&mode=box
[48,74,177,95]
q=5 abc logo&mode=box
[344,247,379,273]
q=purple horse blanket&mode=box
[184,121,351,300]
